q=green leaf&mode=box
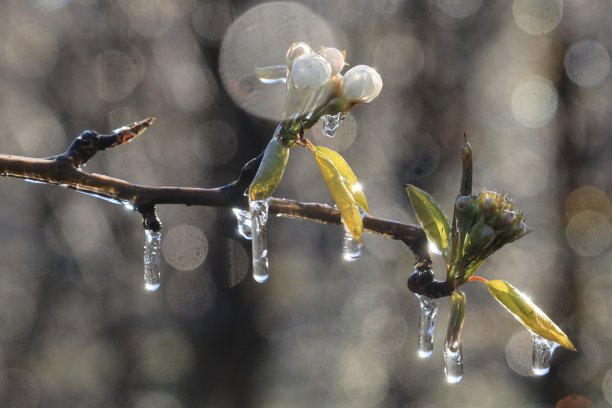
[405,185,451,260]
[446,291,467,351]
[313,147,363,241]
[480,279,576,351]
[249,137,290,201]
[314,146,369,212]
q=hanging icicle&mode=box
[444,291,466,383]
[342,223,362,261]
[416,294,439,358]
[531,334,559,376]
[140,205,162,292]
[250,199,270,283]
[143,229,161,291]
[233,208,253,240]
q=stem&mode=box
[468,275,488,284]
[0,119,452,297]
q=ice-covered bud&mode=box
[286,42,313,66]
[290,52,332,90]
[320,46,345,75]
[341,65,383,104]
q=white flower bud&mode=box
[290,52,332,90]
[286,42,312,66]
[341,65,383,103]
[320,47,345,75]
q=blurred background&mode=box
[0,0,609,406]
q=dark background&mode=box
[0,0,609,407]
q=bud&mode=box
[286,42,312,66]
[341,65,383,104]
[290,52,332,91]
[320,46,345,75]
[454,195,478,235]
[465,223,496,258]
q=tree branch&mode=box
[0,119,451,298]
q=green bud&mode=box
[454,195,478,235]
[465,223,496,258]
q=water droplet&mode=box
[144,229,162,292]
[233,208,252,239]
[123,202,135,211]
[250,199,269,283]
[416,294,439,358]
[320,112,345,138]
[444,340,463,383]
[532,333,559,376]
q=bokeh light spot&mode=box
[166,269,216,317]
[506,330,535,377]
[566,210,611,256]
[219,239,249,287]
[192,0,233,43]
[96,49,142,101]
[512,0,563,35]
[502,151,549,197]
[565,186,611,219]
[219,2,339,120]
[135,329,195,384]
[361,307,407,354]
[511,75,558,128]
[603,369,612,405]
[192,121,238,166]
[162,225,208,271]
[564,40,611,88]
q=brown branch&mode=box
[0,119,452,298]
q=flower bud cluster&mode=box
[285,42,383,106]
[452,191,531,282]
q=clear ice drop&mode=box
[144,229,161,292]
[233,208,253,239]
[416,294,439,358]
[342,223,362,261]
[255,65,288,84]
[250,199,269,283]
[320,112,345,138]
[444,340,463,383]
[532,334,559,376]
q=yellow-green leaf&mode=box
[481,279,576,351]
[249,137,290,201]
[446,291,466,351]
[313,148,363,241]
[314,146,368,212]
[406,184,451,260]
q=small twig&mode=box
[0,119,450,298]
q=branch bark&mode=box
[0,119,452,298]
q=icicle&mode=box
[144,229,162,291]
[250,199,269,283]
[233,208,253,239]
[320,112,345,138]
[444,341,463,384]
[444,290,466,383]
[255,65,288,84]
[416,294,439,358]
[531,334,559,376]
[342,223,362,261]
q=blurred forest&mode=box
[0,0,610,407]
